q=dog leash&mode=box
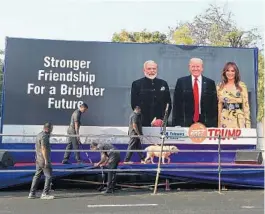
[79,141,93,163]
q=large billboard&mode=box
[1,37,258,144]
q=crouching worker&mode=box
[28,122,54,199]
[90,141,120,194]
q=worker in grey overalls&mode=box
[62,103,88,164]
[28,122,54,199]
[90,141,121,194]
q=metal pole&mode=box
[218,134,221,194]
[153,103,169,195]
[153,134,166,194]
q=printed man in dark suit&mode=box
[130,60,172,127]
[172,58,218,127]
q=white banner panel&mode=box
[1,125,257,145]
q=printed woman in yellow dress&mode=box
[216,62,251,128]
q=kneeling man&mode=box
[90,141,121,194]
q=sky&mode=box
[0,0,264,50]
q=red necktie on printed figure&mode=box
[193,78,199,122]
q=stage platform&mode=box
[0,162,263,190]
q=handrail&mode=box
[0,133,263,138]
[0,149,264,152]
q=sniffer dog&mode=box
[144,145,179,164]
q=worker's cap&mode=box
[43,122,53,129]
[80,103,88,109]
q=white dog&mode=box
[144,145,179,164]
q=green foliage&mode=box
[172,25,194,45]
[0,49,3,72]
[112,29,169,44]
[169,4,262,48]
[169,4,234,46]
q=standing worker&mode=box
[62,103,88,164]
[124,106,145,164]
[28,122,54,199]
[90,141,121,194]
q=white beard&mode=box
[145,73,157,80]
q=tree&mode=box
[112,29,169,43]
[172,24,194,45]
[0,49,3,72]
[169,4,262,48]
